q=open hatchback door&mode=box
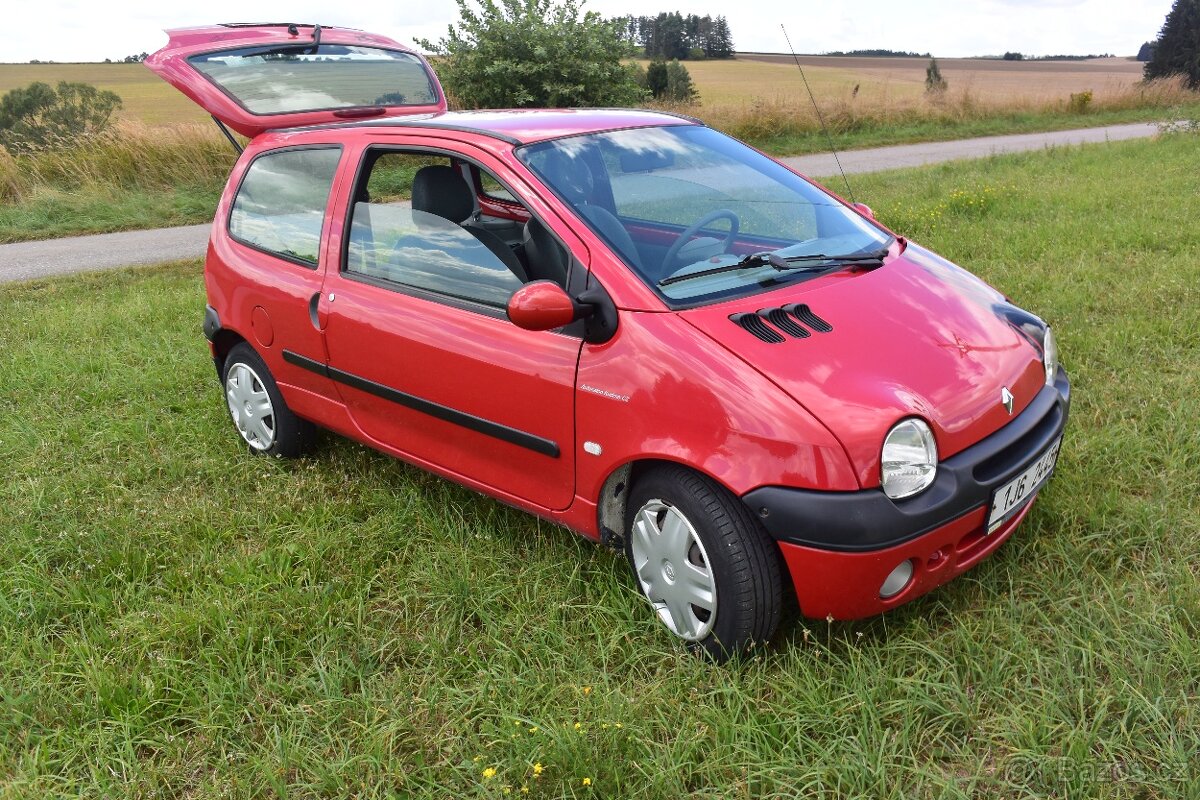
[145,23,446,138]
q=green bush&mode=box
[645,59,698,104]
[0,81,122,154]
[1068,90,1093,114]
[418,0,647,108]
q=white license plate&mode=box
[987,436,1062,533]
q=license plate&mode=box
[987,436,1062,533]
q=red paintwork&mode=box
[144,24,446,138]
[160,29,1058,621]
[507,281,578,331]
[779,495,1036,619]
[680,242,1047,488]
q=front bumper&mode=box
[778,499,1035,619]
[744,369,1070,619]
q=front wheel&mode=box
[222,342,314,458]
[625,465,783,661]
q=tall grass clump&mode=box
[0,120,234,242]
[0,120,233,204]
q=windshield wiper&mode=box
[658,247,890,287]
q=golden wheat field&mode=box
[729,53,1148,105]
[0,54,1158,128]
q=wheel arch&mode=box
[596,456,741,551]
[210,328,249,378]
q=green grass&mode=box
[0,184,223,242]
[2,135,1199,797]
[741,103,1200,158]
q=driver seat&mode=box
[579,205,642,271]
[540,150,643,271]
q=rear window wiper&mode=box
[658,248,890,287]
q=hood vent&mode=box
[730,304,833,344]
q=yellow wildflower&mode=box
[482,767,497,780]
[583,686,592,695]
[573,722,582,731]
[582,777,593,786]
[532,763,544,776]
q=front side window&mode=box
[344,152,536,309]
[229,147,341,266]
[519,125,893,306]
[189,45,438,115]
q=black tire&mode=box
[625,464,783,661]
[221,342,314,458]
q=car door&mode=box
[316,142,584,511]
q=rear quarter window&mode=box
[229,147,342,266]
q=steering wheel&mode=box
[662,209,741,270]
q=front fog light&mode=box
[881,418,938,499]
[1042,325,1059,386]
[880,559,915,599]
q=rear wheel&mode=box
[222,343,314,458]
[625,465,783,661]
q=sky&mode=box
[6,0,1174,63]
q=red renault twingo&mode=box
[148,24,1069,659]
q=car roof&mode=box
[287,108,703,145]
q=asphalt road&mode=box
[0,122,1160,285]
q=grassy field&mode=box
[0,63,207,126]
[1,134,1198,797]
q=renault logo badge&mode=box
[1001,386,1014,415]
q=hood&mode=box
[680,243,1048,489]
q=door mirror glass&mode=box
[507,281,578,331]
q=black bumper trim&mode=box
[203,305,220,342]
[281,349,561,458]
[744,371,1071,552]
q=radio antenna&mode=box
[780,25,855,204]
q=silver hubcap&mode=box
[630,499,717,641]
[225,362,275,451]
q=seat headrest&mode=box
[539,150,594,204]
[411,165,474,223]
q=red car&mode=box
[148,24,1069,660]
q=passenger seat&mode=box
[410,165,529,282]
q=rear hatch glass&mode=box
[189,44,439,115]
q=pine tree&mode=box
[1144,0,1200,88]
[709,16,734,59]
[646,60,669,98]
[664,59,698,103]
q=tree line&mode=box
[613,13,735,60]
[1143,0,1199,87]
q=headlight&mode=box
[881,418,938,500]
[1042,325,1059,386]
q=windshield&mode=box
[518,125,892,306]
[188,45,438,115]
